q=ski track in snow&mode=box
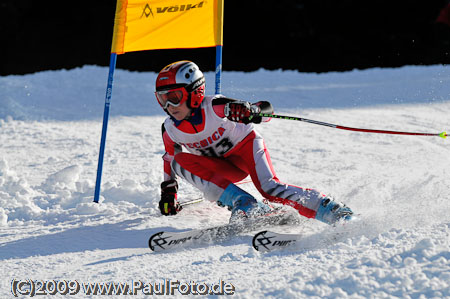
[0,65,449,298]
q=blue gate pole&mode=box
[215,45,223,94]
[94,53,117,203]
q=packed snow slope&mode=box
[1,65,449,298]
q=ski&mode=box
[149,212,299,252]
[252,230,302,252]
[252,215,362,252]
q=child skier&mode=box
[155,60,353,225]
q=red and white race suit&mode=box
[161,95,325,219]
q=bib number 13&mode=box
[198,137,234,157]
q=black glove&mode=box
[224,101,261,124]
[159,180,182,216]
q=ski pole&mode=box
[257,113,447,139]
[178,179,251,207]
[179,198,204,207]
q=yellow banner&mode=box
[111,0,223,54]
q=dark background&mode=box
[1,0,449,76]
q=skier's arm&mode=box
[161,123,180,181]
[160,124,182,216]
[212,97,273,124]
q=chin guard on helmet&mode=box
[155,61,205,110]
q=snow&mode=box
[1,64,449,298]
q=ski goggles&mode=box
[155,87,189,109]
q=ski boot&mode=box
[315,197,354,225]
[217,184,272,223]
